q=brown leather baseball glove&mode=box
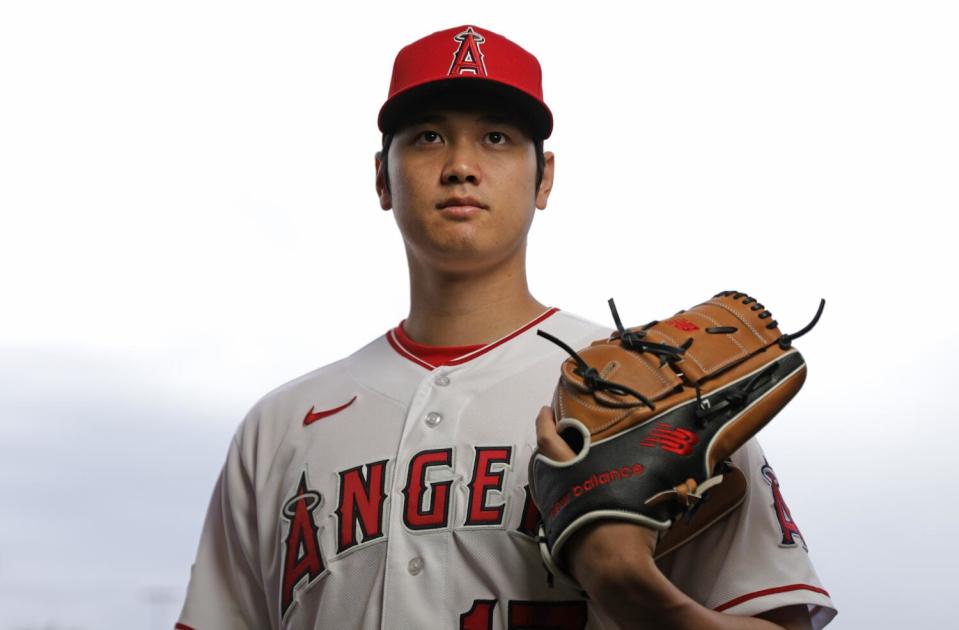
[529,290,824,583]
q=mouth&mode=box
[437,196,488,211]
[436,196,488,220]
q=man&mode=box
[176,25,836,629]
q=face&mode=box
[375,106,554,274]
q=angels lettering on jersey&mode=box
[279,443,542,621]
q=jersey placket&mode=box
[381,362,466,629]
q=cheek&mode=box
[496,155,539,204]
[390,156,435,206]
[388,162,441,240]
[508,147,539,195]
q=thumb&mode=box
[535,406,577,462]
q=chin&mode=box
[432,240,525,275]
[426,223,484,253]
[434,239,484,261]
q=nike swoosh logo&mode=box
[303,395,357,426]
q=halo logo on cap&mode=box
[448,27,488,77]
[378,24,554,138]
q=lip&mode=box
[436,197,488,220]
[436,196,488,211]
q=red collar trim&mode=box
[390,323,484,369]
[385,307,561,370]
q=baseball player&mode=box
[176,25,837,630]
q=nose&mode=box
[441,142,481,186]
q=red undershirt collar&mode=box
[390,321,484,368]
[386,307,561,370]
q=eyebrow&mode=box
[406,112,521,126]
[407,113,445,125]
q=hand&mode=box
[534,406,658,562]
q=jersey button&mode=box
[407,556,425,576]
[425,412,443,428]
[434,375,450,387]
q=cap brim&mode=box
[378,78,553,139]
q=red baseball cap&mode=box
[378,25,553,139]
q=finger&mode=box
[535,405,577,461]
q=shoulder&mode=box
[540,308,613,345]
[231,332,396,454]
[468,308,612,376]
[249,351,354,422]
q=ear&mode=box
[535,151,555,210]
[375,151,392,210]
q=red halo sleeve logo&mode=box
[761,459,807,551]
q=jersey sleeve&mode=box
[658,438,838,629]
[176,431,272,630]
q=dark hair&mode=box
[378,132,546,195]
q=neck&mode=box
[402,243,548,346]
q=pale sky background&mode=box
[1,1,957,628]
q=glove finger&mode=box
[535,406,577,461]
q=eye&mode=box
[417,130,442,144]
[486,131,508,145]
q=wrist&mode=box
[565,523,674,613]
[565,521,657,584]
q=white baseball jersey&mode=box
[177,308,837,630]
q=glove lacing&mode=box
[712,291,826,350]
[536,329,658,410]
[699,292,826,423]
[607,298,688,367]
[538,294,826,423]
[608,294,826,425]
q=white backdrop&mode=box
[1,1,956,628]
